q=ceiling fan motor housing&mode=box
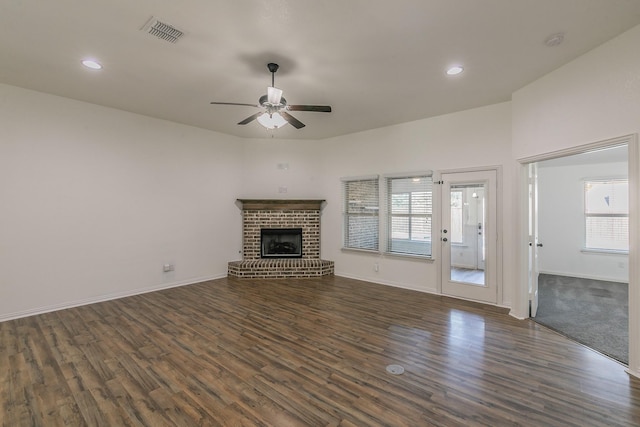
[259,94,287,112]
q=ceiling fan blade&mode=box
[280,111,306,129]
[210,102,259,108]
[238,112,263,125]
[288,105,332,113]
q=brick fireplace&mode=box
[228,199,334,278]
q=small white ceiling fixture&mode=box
[446,65,464,75]
[544,32,565,47]
[81,59,102,70]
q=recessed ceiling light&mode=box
[446,66,464,76]
[81,59,103,70]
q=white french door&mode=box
[441,170,497,304]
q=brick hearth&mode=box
[228,199,334,278]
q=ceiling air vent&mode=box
[141,16,184,43]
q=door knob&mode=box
[442,237,448,242]
[536,243,543,247]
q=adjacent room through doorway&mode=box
[530,144,629,364]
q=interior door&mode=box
[528,163,540,317]
[441,170,497,304]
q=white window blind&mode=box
[385,174,433,257]
[343,177,379,251]
[584,179,628,252]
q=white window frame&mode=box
[383,172,433,258]
[342,176,380,252]
[583,178,629,254]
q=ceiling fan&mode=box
[210,63,332,130]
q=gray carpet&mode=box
[534,273,628,364]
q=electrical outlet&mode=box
[278,186,288,193]
[163,264,175,273]
[374,262,379,272]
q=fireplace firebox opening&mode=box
[261,228,303,258]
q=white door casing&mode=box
[528,163,540,317]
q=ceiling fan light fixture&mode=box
[257,112,288,129]
[267,86,283,105]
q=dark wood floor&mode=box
[2,276,640,426]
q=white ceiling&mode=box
[2,0,640,140]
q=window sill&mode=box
[341,247,380,255]
[581,248,629,256]
[383,251,434,262]
[340,247,434,262]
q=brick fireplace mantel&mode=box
[228,199,334,279]
[237,199,325,211]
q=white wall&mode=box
[512,25,640,159]
[240,138,325,200]
[318,102,515,306]
[538,161,628,282]
[0,84,244,320]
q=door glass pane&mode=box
[449,184,486,286]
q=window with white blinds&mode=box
[584,179,628,252]
[342,177,379,251]
[385,174,433,257]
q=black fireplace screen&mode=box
[261,228,303,258]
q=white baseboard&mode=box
[334,272,512,311]
[627,368,640,379]
[0,274,226,322]
[509,310,528,320]
[334,272,439,295]
[539,269,628,284]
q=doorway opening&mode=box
[527,142,630,364]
